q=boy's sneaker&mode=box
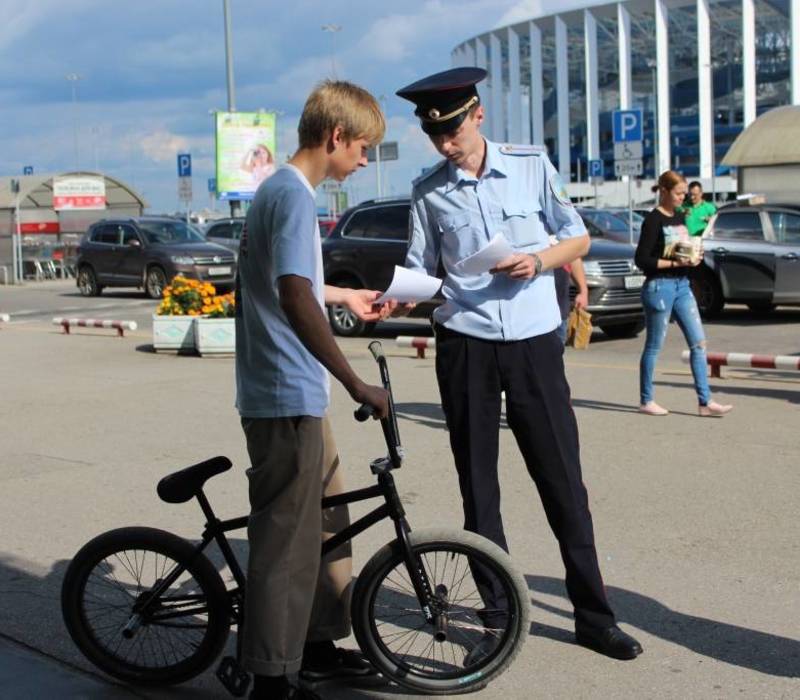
[299,647,377,682]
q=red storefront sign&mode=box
[20,222,60,234]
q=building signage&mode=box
[215,111,277,201]
[53,176,107,210]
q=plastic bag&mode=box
[566,307,592,349]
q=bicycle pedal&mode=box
[216,656,250,697]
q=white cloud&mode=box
[0,0,100,50]
[136,129,190,164]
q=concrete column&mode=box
[475,36,492,138]
[508,27,522,143]
[462,39,476,68]
[529,21,545,144]
[490,31,504,141]
[655,0,671,173]
[555,15,571,179]
[698,0,713,179]
[617,3,632,109]
[585,10,600,163]
[793,0,800,104]
[742,0,756,125]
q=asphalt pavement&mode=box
[0,279,798,699]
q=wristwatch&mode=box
[530,253,543,276]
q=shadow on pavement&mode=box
[525,574,800,678]
[654,379,800,404]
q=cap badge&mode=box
[428,108,440,120]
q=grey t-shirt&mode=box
[235,165,329,418]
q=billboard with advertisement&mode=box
[215,111,277,200]
[53,176,107,210]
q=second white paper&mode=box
[454,233,514,276]
[375,266,442,304]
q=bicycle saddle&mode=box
[157,456,232,504]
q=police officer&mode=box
[397,68,642,661]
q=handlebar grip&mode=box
[368,341,385,361]
[354,404,375,422]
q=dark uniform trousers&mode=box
[434,323,615,631]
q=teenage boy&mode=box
[236,80,393,700]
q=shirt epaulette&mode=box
[413,158,447,186]
[498,143,546,156]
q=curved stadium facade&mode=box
[452,0,798,191]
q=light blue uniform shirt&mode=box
[407,139,587,341]
[235,165,329,418]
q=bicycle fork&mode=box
[384,473,451,639]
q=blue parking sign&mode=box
[613,110,643,143]
[177,153,192,177]
[589,159,603,178]
[23,165,33,175]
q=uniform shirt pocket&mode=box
[437,212,484,262]
[500,204,545,252]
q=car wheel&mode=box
[145,266,168,299]
[599,321,645,339]
[692,268,724,318]
[746,301,776,314]
[328,303,376,337]
[77,266,102,297]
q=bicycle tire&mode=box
[351,528,529,694]
[61,526,231,686]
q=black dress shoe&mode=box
[575,625,643,660]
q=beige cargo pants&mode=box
[240,415,352,676]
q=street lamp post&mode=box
[65,73,82,170]
[321,24,342,78]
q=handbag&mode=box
[566,307,593,349]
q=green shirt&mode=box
[681,200,717,236]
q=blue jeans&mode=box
[640,277,710,406]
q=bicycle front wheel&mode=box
[351,528,529,695]
[61,526,231,686]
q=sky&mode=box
[0,0,549,214]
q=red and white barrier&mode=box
[396,336,436,359]
[682,350,800,378]
[53,317,138,338]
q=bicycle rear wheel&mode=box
[351,528,529,695]
[61,526,230,686]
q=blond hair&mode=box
[298,80,385,149]
[651,169,686,193]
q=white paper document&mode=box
[375,266,442,304]
[453,233,514,275]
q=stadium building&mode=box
[451,0,798,203]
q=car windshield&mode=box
[580,209,641,240]
[138,220,206,245]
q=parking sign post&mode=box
[177,154,192,223]
[613,109,643,246]
[588,159,604,206]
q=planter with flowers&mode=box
[193,290,236,356]
[152,276,235,355]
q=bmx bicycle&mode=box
[61,341,529,696]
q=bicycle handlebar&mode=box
[354,404,375,422]
[353,341,403,468]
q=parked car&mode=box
[204,217,244,257]
[578,207,642,244]
[76,217,237,298]
[323,198,644,338]
[693,202,800,316]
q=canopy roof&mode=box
[722,106,800,167]
[0,171,148,210]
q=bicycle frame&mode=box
[138,341,437,634]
